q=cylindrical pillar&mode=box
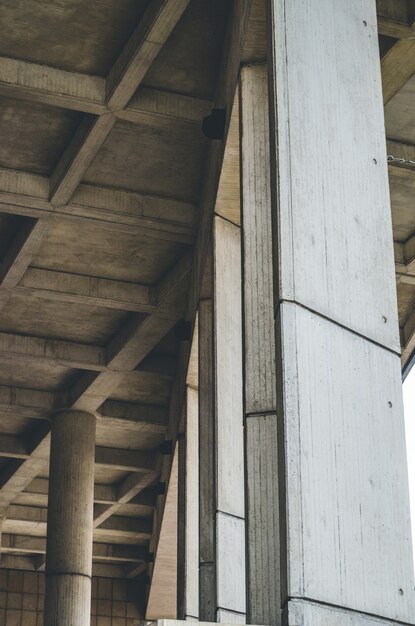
[44,410,96,626]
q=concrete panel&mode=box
[279,302,415,622]
[286,598,414,626]
[214,215,244,519]
[216,512,246,617]
[269,0,399,351]
[240,63,276,416]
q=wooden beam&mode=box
[0,167,195,242]
[381,39,415,104]
[105,0,191,111]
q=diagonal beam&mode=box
[105,0,191,111]
[0,55,210,121]
[2,505,152,541]
[93,469,159,528]
[0,217,50,311]
[15,477,157,510]
[50,0,192,207]
[381,39,415,104]
[69,253,190,412]
[0,167,195,242]
[0,426,50,508]
[49,113,116,206]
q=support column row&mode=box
[198,215,246,623]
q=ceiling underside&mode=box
[0,0,413,614]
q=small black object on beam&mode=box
[202,108,227,140]
[175,319,192,341]
[159,440,173,455]
[154,482,166,496]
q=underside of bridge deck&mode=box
[0,0,413,624]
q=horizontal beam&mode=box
[0,332,175,375]
[1,534,148,564]
[0,436,160,474]
[0,331,106,371]
[95,447,158,473]
[0,386,168,432]
[0,55,210,122]
[0,168,195,243]
[3,504,152,540]
[0,554,135,579]
[16,267,156,313]
[15,477,157,510]
[105,0,191,111]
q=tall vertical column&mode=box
[199,216,246,623]
[44,410,96,626]
[240,63,280,626]
[177,384,199,621]
[260,1,415,624]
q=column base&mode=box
[284,599,415,626]
[44,573,91,626]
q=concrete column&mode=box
[256,1,415,624]
[240,63,279,626]
[198,216,245,623]
[44,410,96,626]
[177,386,199,620]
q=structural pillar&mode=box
[199,216,246,623]
[240,62,279,626]
[44,410,96,626]
[239,1,415,624]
